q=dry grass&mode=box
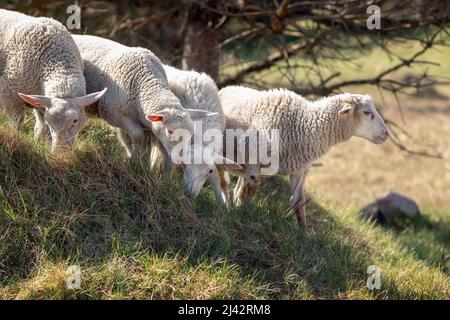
[1,45,449,299]
[0,104,448,299]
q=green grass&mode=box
[0,114,448,299]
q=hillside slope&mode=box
[0,115,448,299]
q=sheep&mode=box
[161,65,241,204]
[0,9,106,150]
[219,86,389,225]
[72,35,216,161]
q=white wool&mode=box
[73,35,192,159]
[220,85,388,221]
[0,9,90,149]
[163,65,237,205]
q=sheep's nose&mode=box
[250,175,259,184]
[384,130,389,137]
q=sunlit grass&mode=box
[1,45,449,300]
[0,110,448,299]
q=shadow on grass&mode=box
[196,175,443,299]
[378,213,450,275]
[0,127,445,298]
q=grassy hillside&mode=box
[0,108,448,299]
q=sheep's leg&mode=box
[233,175,246,206]
[159,145,174,174]
[208,168,227,206]
[148,134,173,173]
[148,133,161,169]
[144,131,153,162]
[117,128,133,157]
[32,109,50,141]
[217,166,230,204]
[120,117,147,161]
[155,143,173,174]
[149,145,161,170]
[150,145,173,173]
[290,172,307,226]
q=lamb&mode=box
[161,65,241,205]
[219,86,389,225]
[0,9,106,150]
[72,35,216,161]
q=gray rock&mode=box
[359,203,383,223]
[360,192,420,223]
[377,192,420,218]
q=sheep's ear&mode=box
[215,154,243,171]
[338,103,354,117]
[147,114,165,122]
[187,109,218,120]
[73,88,107,108]
[18,93,51,109]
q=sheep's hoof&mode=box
[296,216,307,228]
[295,208,307,227]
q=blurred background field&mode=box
[0,0,449,299]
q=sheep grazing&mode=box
[72,35,216,161]
[0,9,106,150]
[220,86,389,225]
[162,65,241,204]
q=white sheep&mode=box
[220,86,389,224]
[0,9,106,150]
[162,65,241,204]
[72,35,216,160]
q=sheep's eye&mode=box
[209,169,213,174]
[73,119,78,123]
[250,175,256,180]
[363,111,374,120]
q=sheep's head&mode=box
[338,94,389,144]
[18,88,107,151]
[146,108,218,158]
[183,144,242,198]
[243,165,261,197]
